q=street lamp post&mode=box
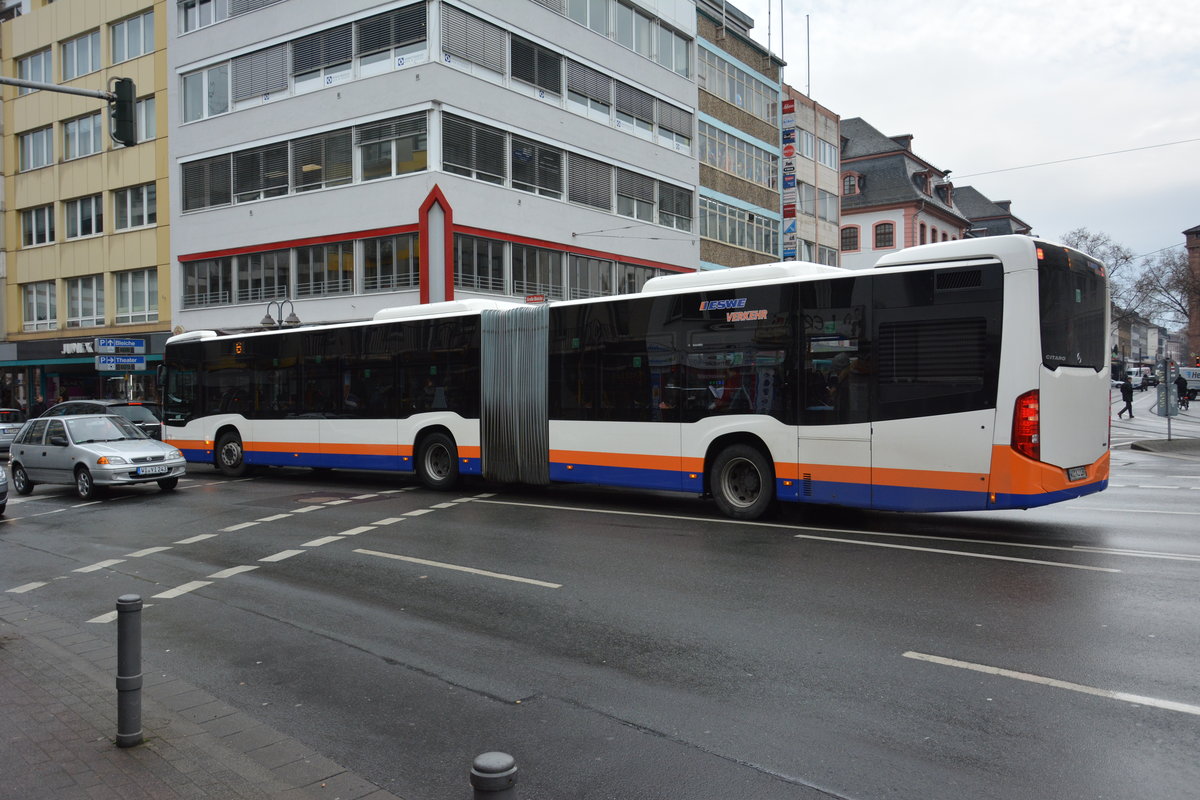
[261,299,301,328]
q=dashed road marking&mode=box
[335,526,376,536]
[6,582,47,594]
[176,533,218,544]
[302,536,345,547]
[904,651,1200,717]
[259,549,305,562]
[404,509,433,517]
[355,548,562,588]
[208,565,260,579]
[127,546,172,558]
[256,513,293,522]
[74,559,125,573]
[293,505,325,513]
[371,517,407,525]
[152,580,212,599]
[222,522,259,532]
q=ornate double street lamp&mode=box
[261,299,301,329]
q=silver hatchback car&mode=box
[9,414,186,500]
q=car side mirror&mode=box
[49,435,68,447]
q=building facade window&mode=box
[67,275,105,328]
[21,205,55,247]
[23,282,58,331]
[237,250,290,302]
[19,127,53,171]
[919,223,927,244]
[511,35,562,95]
[616,168,654,222]
[568,255,612,299]
[296,243,353,297]
[136,96,157,141]
[817,189,838,223]
[291,23,353,93]
[182,63,230,122]
[115,268,158,323]
[357,114,428,181]
[61,30,100,80]
[454,234,504,294]
[511,136,563,198]
[696,47,776,124]
[874,222,895,249]
[842,174,858,195]
[443,115,506,185]
[63,112,103,160]
[699,122,777,189]
[65,195,103,239]
[115,183,157,230]
[182,258,233,307]
[179,0,230,33]
[112,10,154,64]
[512,245,563,299]
[698,197,776,254]
[841,226,860,252]
[817,245,839,266]
[817,138,839,170]
[363,234,419,292]
[17,48,51,95]
[292,130,353,192]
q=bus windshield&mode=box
[1037,242,1107,370]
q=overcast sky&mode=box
[730,0,1199,259]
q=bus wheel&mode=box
[710,444,774,520]
[417,432,460,490]
[216,431,248,477]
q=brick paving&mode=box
[0,596,403,800]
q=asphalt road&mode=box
[3,430,1199,799]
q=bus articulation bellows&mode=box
[162,235,1110,520]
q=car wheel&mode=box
[75,467,96,500]
[0,502,6,516]
[710,443,774,521]
[157,477,179,491]
[416,432,460,490]
[12,464,33,496]
[216,431,248,477]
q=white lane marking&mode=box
[293,505,325,513]
[324,500,352,506]
[475,499,1146,567]
[1136,485,1179,489]
[404,509,433,517]
[371,517,407,526]
[7,582,47,594]
[175,533,218,544]
[208,565,260,579]
[451,497,476,503]
[256,513,292,522]
[904,651,1200,717]
[1073,545,1200,562]
[335,526,375,536]
[430,502,457,509]
[74,559,125,573]
[355,548,562,588]
[71,501,103,508]
[259,549,305,562]
[222,522,259,532]
[86,611,118,624]
[793,534,1120,572]
[351,494,379,500]
[302,536,345,547]
[127,546,172,558]
[1072,506,1200,516]
[32,509,65,517]
[152,580,212,599]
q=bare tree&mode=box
[1135,246,1195,328]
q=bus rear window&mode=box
[1037,242,1106,370]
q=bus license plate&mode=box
[137,465,168,476]
[1066,466,1087,482]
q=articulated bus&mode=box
[161,235,1110,520]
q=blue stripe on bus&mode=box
[549,462,695,492]
[180,448,485,477]
[987,479,1107,510]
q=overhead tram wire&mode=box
[952,136,1200,179]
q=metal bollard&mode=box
[115,594,143,747]
[470,751,517,798]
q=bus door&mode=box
[796,279,871,507]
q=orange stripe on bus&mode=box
[550,449,685,472]
[988,446,1109,495]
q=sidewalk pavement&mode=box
[0,595,405,800]
[1110,386,1200,456]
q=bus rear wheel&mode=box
[216,431,248,477]
[417,432,460,490]
[710,444,774,520]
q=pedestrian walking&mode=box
[29,393,48,417]
[1117,377,1134,419]
[1175,374,1190,411]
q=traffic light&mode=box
[110,77,137,147]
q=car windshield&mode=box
[66,416,146,443]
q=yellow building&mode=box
[1,0,167,411]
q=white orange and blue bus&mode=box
[161,235,1109,520]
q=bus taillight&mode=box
[1012,389,1040,460]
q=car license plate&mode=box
[136,465,169,476]
[1066,466,1087,482]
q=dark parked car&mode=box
[41,399,162,439]
[9,414,185,500]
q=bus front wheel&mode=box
[710,444,774,520]
[417,432,460,490]
[216,431,248,477]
